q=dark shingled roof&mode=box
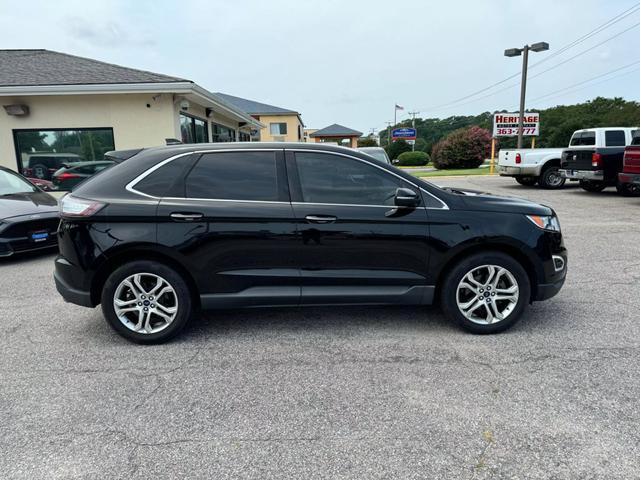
[310,123,363,137]
[0,49,188,87]
[215,92,298,115]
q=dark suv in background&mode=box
[54,143,567,343]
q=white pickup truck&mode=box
[498,147,565,189]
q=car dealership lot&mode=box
[1,176,639,479]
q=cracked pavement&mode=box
[1,176,639,479]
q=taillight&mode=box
[592,152,602,168]
[59,195,106,218]
[56,172,81,181]
[515,153,522,164]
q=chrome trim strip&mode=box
[163,197,289,205]
[126,147,449,210]
[125,149,284,200]
[287,148,449,210]
[291,201,426,209]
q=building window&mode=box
[13,128,115,184]
[270,122,287,136]
[180,113,208,144]
[211,123,236,143]
[239,131,251,142]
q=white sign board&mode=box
[493,112,539,137]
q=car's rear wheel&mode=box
[538,165,565,189]
[616,182,640,196]
[515,176,538,186]
[579,180,606,192]
[101,260,193,344]
[440,252,531,334]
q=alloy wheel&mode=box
[113,273,178,334]
[456,265,519,325]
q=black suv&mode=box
[54,143,567,343]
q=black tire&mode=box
[440,252,531,334]
[579,180,606,193]
[32,164,50,180]
[515,176,538,186]
[101,260,194,344]
[538,165,566,189]
[616,182,640,197]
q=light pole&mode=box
[504,41,549,149]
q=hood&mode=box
[444,187,553,215]
[0,191,59,220]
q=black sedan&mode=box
[0,167,59,257]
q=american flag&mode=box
[395,104,404,110]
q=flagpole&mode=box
[394,104,397,127]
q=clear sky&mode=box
[2,0,639,134]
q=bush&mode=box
[396,151,430,166]
[432,126,492,169]
[357,137,377,147]
[385,139,412,159]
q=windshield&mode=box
[0,169,38,195]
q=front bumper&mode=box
[499,165,540,177]
[618,172,640,185]
[559,169,604,181]
[535,276,566,301]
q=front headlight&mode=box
[526,214,561,232]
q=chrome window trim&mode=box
[125,147,449,210]
[291,201,427,209]
[288,148,449,210]
[125,149,283,200]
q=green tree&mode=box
[385,139,412,159]
[357,137,378,147]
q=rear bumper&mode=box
[559,169,604,181]
[54,256,95,307]
[618,172,640,185]
[499,165,540,177]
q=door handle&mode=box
[305,215,337,224]
[170,212,204,222]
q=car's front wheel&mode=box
[440,252,531,334]
[101,260,194,344]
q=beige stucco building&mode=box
[0,50,263,178]
[216,93,304,143]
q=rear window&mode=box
[570,132,596,146]
[605,130,626,147]
[185,151,279,201]
[134,155,194,197]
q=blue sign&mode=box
[392,128,417,139]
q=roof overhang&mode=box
[0,81,264,129]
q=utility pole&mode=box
[385,121,393,147]
[408,111,419,151]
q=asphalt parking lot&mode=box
[1,176,639,479]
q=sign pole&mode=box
[490,138,496,175]
[531,137,536,149]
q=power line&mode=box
[528,18,640,81]
[529,58,640,102]
[529,1,640,68]
[416,3,640,112]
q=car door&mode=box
[285,149,432,305]
[156,148,301,308]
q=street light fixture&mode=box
[504,42,549,148]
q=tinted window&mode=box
[605,130,626,147]
[632,130,640,146]
[295,152,405,206]
[570,131,596,146]
[135,155,194,197]
[186,151,278,201]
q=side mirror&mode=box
[394,187,419,207]
[392,159,400,164]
